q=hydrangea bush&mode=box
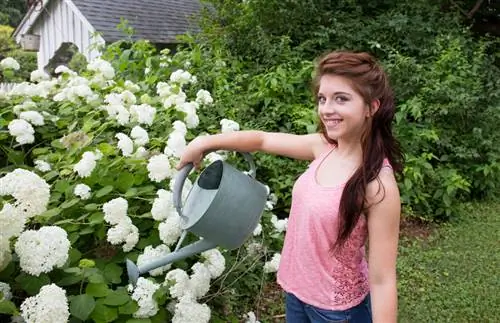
[0,41,285,322]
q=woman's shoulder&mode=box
[311,133,335,159]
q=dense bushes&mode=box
[181,0,500,221]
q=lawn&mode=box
[255,201,500,322]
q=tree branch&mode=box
[467,0,485,19]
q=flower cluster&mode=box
[130,277,161,318]
[14,226,70,276]
[0,57,20,70]
[20,284,70,322]
[73,150,102,178]
[103,197,139,252]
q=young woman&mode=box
[177,51,403,323]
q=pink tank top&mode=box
[277,146,391,310]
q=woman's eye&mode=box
[336,96,349,103]
[318,96,326,104]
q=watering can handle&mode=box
[173,151,256,219]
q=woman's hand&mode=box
[176,137,208,170]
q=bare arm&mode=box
[177,130,326,169]
[366,168,401,323]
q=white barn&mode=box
[13,0,201,71]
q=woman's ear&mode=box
[367,99,380,117]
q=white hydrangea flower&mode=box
[147,154,172,182]
[106,218,139,252]
[130,126,149,146]
[195,89,213,105]
[0,203,26,240]
[270,214,288,233]
[0,238,12,272]
[73,151,99,178]
[185,112,200,129]
[163,91,187,109]
[19,110,44,126]
[263,253,281,273]
[188,262,211,299]
[104,93,123,106]
[265,193,278,210]
[130,104,156,126]
[170,69,193,86]
[130,277,160,318]
[0,282,12,301]
[137,244,172,276]
[104,104,130,125]
[165,268,190,299]
[156,82,172,98]
[172,296,211,323]
[245,241,263,256]
[151,189,174,221]
[54,65,75,75]
[30,69,50,83]
[34,159,51,172]
[87,58,115,79]
[124,80,141,93]
[158,214,182,246]
[121,90,137,106]
[201,249,225,279]
[220,118,240,133]
[20,284,69,323]
[103,197,128,225]
[8,119,35,144]
[0,168,50,218]
[134,146,148,158]
[74,183,91,200]
[252,223,262,236]
[172,120,187,135]
[13,100,37,115]
[0,57,20,70]
[244,311,261,323]
[116,133,134,156]
[164,130,186,158]
[14,226,70,276]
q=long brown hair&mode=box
[313,51,403,248]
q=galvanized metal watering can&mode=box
[126,152,268,285]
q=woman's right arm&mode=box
[177,130,324,169]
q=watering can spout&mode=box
[126,238,218,285]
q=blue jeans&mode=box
[285,292,372,323]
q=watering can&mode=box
[126,151,268,285]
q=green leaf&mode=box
[88,273,106,284]
[57,273,83,286]
[55,180,70,193]
[95,185,114,198]
[90,301,118,323]
[86,283,110,297]
[70,294,96,321]
[60,198,80,209]
[102,290,130,306]
[116,172,135,192]
[98,142,116,155]
[38,207,61,219]
[89,212,104,225]
[84,203,100,211]
[0,300,18,315]
[118,300,139,315]
[103,263,122,284]
[126,319,151,323]
[15,273,50,295]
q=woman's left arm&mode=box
[366,167,401,323]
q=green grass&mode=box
[398,201,500,322]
